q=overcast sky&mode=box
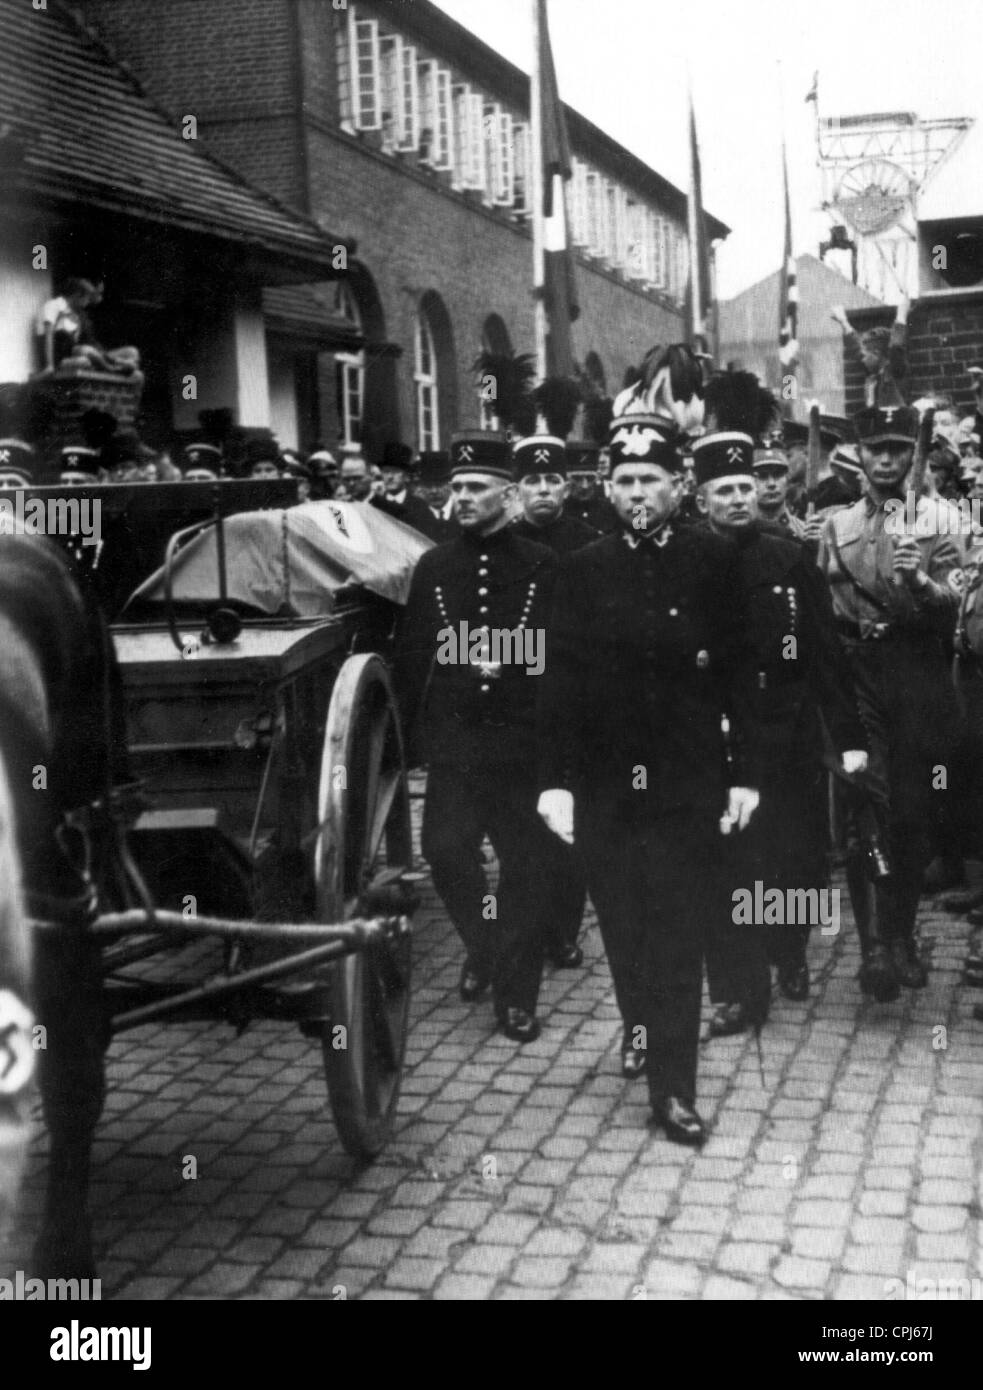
[432,0,983,300]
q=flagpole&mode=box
[531,0,547,383]
[685,73,705,353]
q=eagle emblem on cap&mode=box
[611,426,663,458]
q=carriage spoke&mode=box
[366,955,402,1075]
[365,770,403,870]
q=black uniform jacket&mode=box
[567,495,619,537]
[511,511,597,555]
[734,525,868,785]
[372,490,451,542]
[537,524,762,817]
[393,526,556,774]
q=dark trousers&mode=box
[579,804,722,1108]
[847,639,961,941]
[706,767,828,1003]
[422,765,549,1015]
[542,833,587,955]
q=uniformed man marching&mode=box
[394,430,557,1042]
[511,433,597,557]
[752,446,814,542]
[695,435,869,1032]
[510,425,595,971]
[817,405,964,999]
[536,415,761,1144]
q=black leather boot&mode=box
[846,850,900,1003]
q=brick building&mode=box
[0,0,349,458]
[78,0,728,459]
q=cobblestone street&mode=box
[9,790,983,1302]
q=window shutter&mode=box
[379,35,402,147]
[570,159,589,247]
[399,42,419,150]
[586,169,602,255]
[496,109,514,204]
[349,9,381,131]
[466,91,484,188]
[513,121,531,215]
[434,67,453,169]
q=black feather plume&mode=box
[584,395,614,444]
[534,376,582,439]
[704,370,779,444]
[472,350,536,435]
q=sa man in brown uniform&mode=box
[817,405,964,999]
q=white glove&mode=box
[537,789,575,845]
[720,787,759,835]
[841,750,868,776]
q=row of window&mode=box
[335,4,688,300]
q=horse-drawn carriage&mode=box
[6,480,431,1272]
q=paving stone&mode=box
[772,1256,832,1291]
[434,1273,499,1299]
[717,1242,778,1277]
[791,1227,847,1261]
[911,1205,969,1234]
[454,1244,516,1276]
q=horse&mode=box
[0,534,125,1277]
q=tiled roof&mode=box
[0,0,349,274]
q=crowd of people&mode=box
[390,349,983,1148]
[7,323,983,1150]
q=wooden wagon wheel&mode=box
[316,653,413,1158]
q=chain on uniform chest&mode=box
[433,551,538,630]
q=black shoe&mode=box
[621,1045,647,1080]
[777,960,810,1002]
[858,945,900,1002]
[709,1002,747,1038]
[549,943,584,969]
[459,961,490,1002]
[942,887,983,914]
[650,1096,706,1147]
[889,937,928,989]
[497,1008,541,1044]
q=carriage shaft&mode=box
[107,925,406,1032]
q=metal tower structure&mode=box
[812,97,973,302]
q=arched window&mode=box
[333,281,364,452]
[415,309,439,451]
